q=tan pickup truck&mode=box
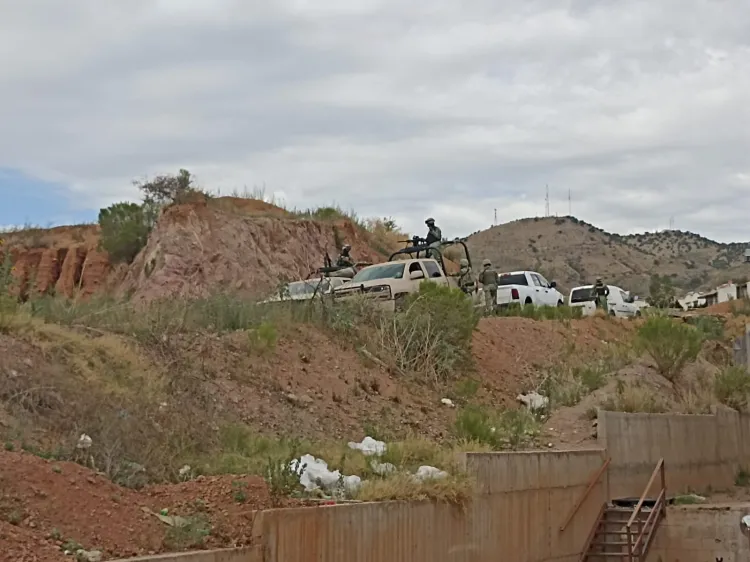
[332,239,482,312]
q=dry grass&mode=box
[354,472,473,505]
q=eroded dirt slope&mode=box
[119,198,388,302]
[2,197,396,302]
[1,225,110,299]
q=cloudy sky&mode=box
[2,0,750,241]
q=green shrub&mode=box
[714,366,750,411]
[636,316,703,381]
[98,202,156,263]
[0,250,18,331]
[687,315,725,340]
[453,405,540,450]
[373,282,479,383]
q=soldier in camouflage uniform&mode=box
[591,277,609,310]
[336,244,354,267]
[424,218,442,259]
[478,259,498,313]
[456,258,476,295]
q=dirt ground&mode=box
[0,450,297,561]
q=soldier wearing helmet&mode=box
[424,218,443,259]
[479,259,498,313]
[457,258,476,295]
[591,277,609,310]
[336,244,354,268]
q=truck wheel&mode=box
[609,309,616,317]
[635,310,642,317]
[524,297,533,305]
[394,294,407,312]
[557,300,564,307]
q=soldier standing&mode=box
[424,218,442,259]
[457,258,476,294]
[591,277,609,310]
[479,259,498,313]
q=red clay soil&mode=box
[2,198,392,303]
[0,451,297,562]
[472,316,633,406]
[2,225,111,299]
[118,199,389,302]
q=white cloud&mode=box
[1,0,750,241]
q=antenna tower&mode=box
[568,188,571,216]
[545,185,550,217]
[494,208,497,226]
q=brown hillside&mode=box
[119,197,389,302]
[467,216,750,296]
[1,197,395,302]
[1,225,110,299]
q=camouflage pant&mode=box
[426,241,441,259]
[484,286,497,312]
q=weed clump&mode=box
[714,366,750,412]
[453,405,540,450]
[372,282,479,383]
[636,316,702,381]
[600,379,667,413]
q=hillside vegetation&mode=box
[467,216,750,296]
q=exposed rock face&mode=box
[3,226,109,299]
[2,198,392,302]
[119,198,388,302]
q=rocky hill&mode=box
[1,197,399,302]
[466,216,750,296]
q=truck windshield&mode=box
[287,279,330,297]
[497,273,528,286]
[569,287,595,303]
[351,263,405,283]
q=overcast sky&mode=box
[2,1,750,242]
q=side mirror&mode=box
[549,281,557,288]
[409,270,425,281]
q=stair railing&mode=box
[560,457,611,533]
[626,458,666,561]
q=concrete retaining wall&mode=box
[114,450,609,562]
[598,409,750,498]
[647,505,750,562]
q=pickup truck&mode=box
[568,284,641,317]
[332,258,449,312]
[261,277,350,304]
[496,271,565,308]
[332,257,484,312]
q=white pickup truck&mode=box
[568,284,641,317]
[496,271,565,308]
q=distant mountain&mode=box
[466,216,750,296]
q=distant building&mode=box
[745,248,750,263]
[717,281,738,303]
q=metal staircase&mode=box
[580,459,666,561]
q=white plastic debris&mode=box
[440,398,454,407]
[76,434,92,450]
[347,436,386,456]
[517,391,549,411]
[413,465,448,482]
[291,454,361,494]
[178,465,192,477]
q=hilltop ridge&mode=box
[466,215,750,296]
[2,197,749,300]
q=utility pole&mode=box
[494,208,497,226]
[669,216,674,230]
[568,188,571,216]
[545,185,550,217]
